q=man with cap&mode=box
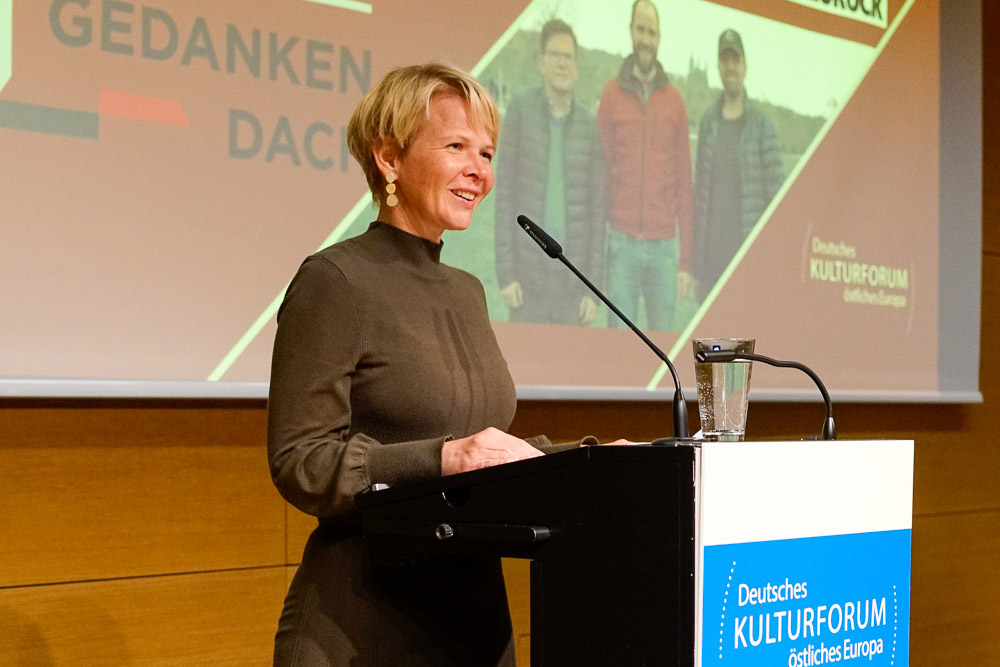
[597,0,694,331]
[692,28,785,301]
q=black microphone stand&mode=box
[695,350,837,440]
[516,215,690,441]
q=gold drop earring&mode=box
[385,173,398,207]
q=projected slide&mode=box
[0,0,954,399]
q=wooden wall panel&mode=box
[0,401,267,449]
[502,559,532,667]
[0,402,285,587]
[1,442,285,587]
[0,568,285,666]
[911,511,1000,665]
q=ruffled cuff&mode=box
[364,436,446,489]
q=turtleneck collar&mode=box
[365,221,445,273]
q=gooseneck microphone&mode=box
[516,215,690,440]
[695,350,837,440]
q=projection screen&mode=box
[0,0,982,401]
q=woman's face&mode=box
[387,94,495,243]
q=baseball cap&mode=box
[718,29,744,57]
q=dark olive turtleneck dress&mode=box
[268,222,556,667]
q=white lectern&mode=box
[696,440,913,667]
[358,440,914,667]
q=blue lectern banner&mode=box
[702,529,911,667]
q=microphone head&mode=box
[516,215,563,258]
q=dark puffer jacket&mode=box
[494,87,605,296]
[692,92,785,286]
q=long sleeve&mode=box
[267,255,443,520]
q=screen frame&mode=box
[0,2,983,403]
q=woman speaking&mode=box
[267,62,591,666]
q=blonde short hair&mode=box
[347,62,500,202]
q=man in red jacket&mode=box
[598,0,694,331]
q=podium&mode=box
[357,440,913,667]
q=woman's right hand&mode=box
[441,427,543,475]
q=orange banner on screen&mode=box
[703,0,900,46]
